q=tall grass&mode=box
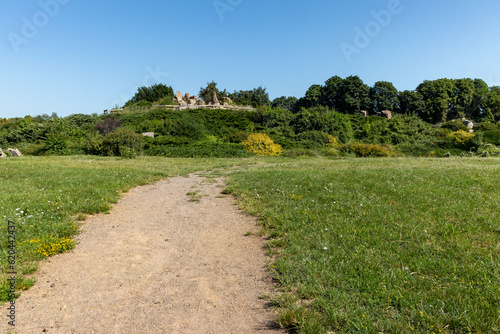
[226,158,500,333]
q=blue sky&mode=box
[1,0,500,119]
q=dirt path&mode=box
[5,174,285,334]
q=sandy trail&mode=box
[4,174,284,334]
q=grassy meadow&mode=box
[1,155,499,333]
[225,158,500,333]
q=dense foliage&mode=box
[1,77,500,158]
[124,83,175,107]
[292,76,500,123]
[1,106,499,159]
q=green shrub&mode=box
[293,131,330,149]
[476,143,500,156]
[224,130,249,143]
[100,128,144,157]
[158,96,177,105]
[482,130,500,145]
[41,133,69,155]
[130,100,153,108]
[340,142,393,157]
[449,130,475,149]
[163,118,206,140]
[441,119,468,131]
[145,142,250,158]
[475,122,499,132]
[283,148,318,157]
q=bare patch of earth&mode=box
[4,174,285,334]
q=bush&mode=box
[482,130,500,145]
[158,96,177,105]
[242,133,283,156]
[450,130,474,145]
[100,128,144,157]
[283,148,318,158]
[476,143,500,157]
[475,122,499,132]
[124,83,174,106]
[224,130,249,143]
[441,119,468,131]
[94,117,123,135]
[145,142,250,158]
[129,100,153,108]
[327,135,340,149]
[293,131,330,149]
[340,142,393,157]
[41,133,68,155]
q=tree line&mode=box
[124,76,500,124]
[279,76,500,124]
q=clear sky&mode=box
[1,0,500,119]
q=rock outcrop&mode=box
[211,91,219,104]
[377,110,392,119]
[462,118,474,131]
[175,91,184,103]
[0,149,6,158]
[7,148,22,157]
[360,110,368,117]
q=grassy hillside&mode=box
[1,107,499,158]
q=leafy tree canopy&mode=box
[124,83,174,107]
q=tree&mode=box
[199,81,228,102]
[335,76,371,114]
[272,96,298,111]
[230,90,253,106]
[486,86,500,122]
[449,78,475,120]
[199,81,218,102]
[295,84,324,111]
[398,90,425,117]
[124,83,174,107]
[416,79,454,123]
[370,81,399,114]
[251,86,270,106]
[322,76,343,109]
[470,79,491,121]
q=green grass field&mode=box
[1,156,499,333]
[225,158,500,333]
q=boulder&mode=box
[7,148,22,157]
[185,93,191,100]
[463,119,474,129]
[197,100,206,106]
[378,110,392,119]
[0,149,6,158]
[360,110,368,117]
[222,97,233,104]
[175,91,183,103]
[142,132,154,138]
[188,98,197,105]
[211,91,219,104]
